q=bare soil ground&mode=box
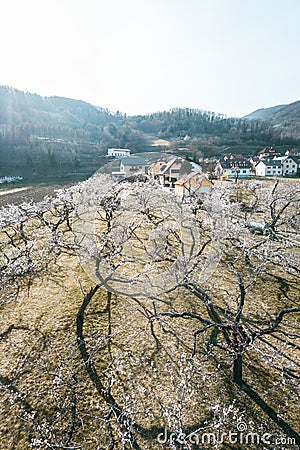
[0,183,75,207]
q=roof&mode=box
[109,148,131,152]
[288,149,300,156]
[148,160,167,172]
[220,159,252,169]
[222,153,244,160]
[120,157,145,165]
[258,160,282,167]
[175,172,209,186]
[273,156,287,162]
[258,147,276,155]
[160,157,179,174]
[284,155,299,164]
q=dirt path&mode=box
[0,186,30,196]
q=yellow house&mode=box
[175,172,213,198]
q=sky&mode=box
[1,0,300,117]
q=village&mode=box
[106,147,300,199]
[215,146,300,180]
[106,147,213,197]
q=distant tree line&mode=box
[1,87,300,178]
[128,107,299,146]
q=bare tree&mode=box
[149,179,300,444]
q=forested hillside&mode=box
[1,86,300,179]
[245,100,300,140]
[128,108,290,156]
[0,86,147,178]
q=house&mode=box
[255,156,299,177]
[158,158,184,188]
[216,158,252,179]
[147,160,167,179]
[286,149,300,157]
[272,156,288,163]
[281,156,299,176]
[107,148,131,158]
[258,147,281,160]
[119,156,146,177]
[222,153,244,161]
[255,160,282,177]
[175,173,213,198]
[249,156,260,171]
[148,157,192,188]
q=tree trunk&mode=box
[233,354,243,385]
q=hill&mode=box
[0,86,147,178]
[127,107,300,159]
[244,100,300,140]
[244,104,287,120]
[1,86,300,180]
[0,86,114,128]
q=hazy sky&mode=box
[1,0,300,117]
